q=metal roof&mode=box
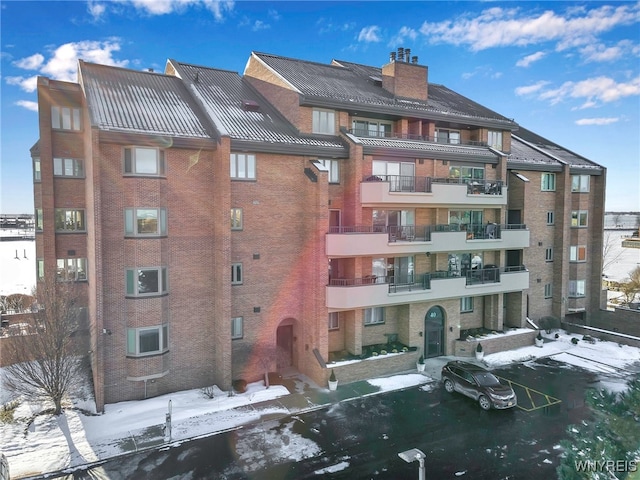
[79,61,214,139]
[252,53,518,128]
[168,60,347,155]
[355,136,498,162]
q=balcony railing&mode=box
[328,266,526,292]
[328,223,528,241]
[363,175,503,196]
[349,129,488,147]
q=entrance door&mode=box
[424,306,445,358]
[276,324,293,369]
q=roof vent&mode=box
[412,56,419,64]
[405,48,411,62]
[389,51,396,62]
[397,47,405,62]
[242,99,261,112]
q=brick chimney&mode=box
[382,47,428,101]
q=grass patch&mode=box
[0,399,20,423]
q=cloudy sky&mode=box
[1,1,639,212]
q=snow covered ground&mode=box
[1,332,639,479]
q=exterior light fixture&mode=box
[398,448,426,480]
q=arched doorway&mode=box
[276,318,296,370]
[424,306,445,358]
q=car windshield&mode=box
[473,372,501,386]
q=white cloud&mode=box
[580,40,640,63]
[516,51,545,68]
[575,117,619,126]
[419,3,640,52]
[15,100,39,112]
[13,53,44,70]
[515,81,551,96]
[5,75,38,92]
[121,0,234,20]
[251,20,269,31]
[87,1,107,21]
[537,75,640,108]
[389,26,417,47]
[358,25,382,43]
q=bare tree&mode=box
[602,231,625,274]
[620,266,640,306]
[3,274,87,415]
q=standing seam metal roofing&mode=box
[254,53,517,126]
[79,61,212,138]
[168,60,346,150]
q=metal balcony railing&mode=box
[328,223,528,241]
[348,129,488,147]
[363,175,504,196]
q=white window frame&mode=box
[51,106,81,131]
[231,208,243,230]
[351,118,392,138]
[231,263,243,285]
[570,245,587,262]
[124,208,167,236]
[571,210,588,227]
[328,312,339,330]
[545,247,553,262]
[126,267,168,297]
[37,259,45,280]
[435,128,461,144]
[230,153,256,180]
[124,147,166,176]
[53,158,84,178]
[33,157,41,182]
[55,209,85,232]
[364,307,385,325]
[312,108,335,135]
[127,324,168,356]
[232,316,243,339]
[544,283,553,299]
[541,173,556,191]
[35,208,43,231]
[568,280,586,298]
[571,175,590,193]
[546,211,555,225]
[318,159,340,183]
[449,165,484,182]
[56,258,87,282]
[460,297,474,313]
[488,130,503,150]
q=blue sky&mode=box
[1,1,639,213]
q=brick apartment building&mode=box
[31,48,605,411]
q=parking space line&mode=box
[496,376,562,412]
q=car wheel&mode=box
[478,395,491,411]
[444,379,455,393]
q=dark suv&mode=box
[441,361,517,410]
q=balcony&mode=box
[326,224,529,257]
[326,267,529,309]
[361,175,507,207]
[349,129,488,147]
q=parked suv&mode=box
[441,361,517,410]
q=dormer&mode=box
[381,47,428,101]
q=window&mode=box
[124,147,165,176]
[318,159,340,183]
[53,158,84,177]
[546,211,555,225]
[570,245,587,262]
[51,106,81,131]
[312,109,335,134]
[231,208,243,230]
[571,210,588,227]
[56,258,87,282]
[544,283,553,299]
[449,166,484,182]
[488,130,503,150]
[568,280,586,298]
[460,297,474,313]
[37,259,44,280]
[55,209,85,232]
[545,247,553,262]
[364,307,385,325]
[541,173,556,191]
[126,267,168,296]
[124,208,167,236]
[231,263,243,285]
[127,325,168,356]
[33,157,41,182]
[328,312,339,330]
[230,153,256,180]
[571,175,590,193]
[35,209,43,231]
[231,317,243,339]
[435,128,461,144]
[351,119,392,138]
